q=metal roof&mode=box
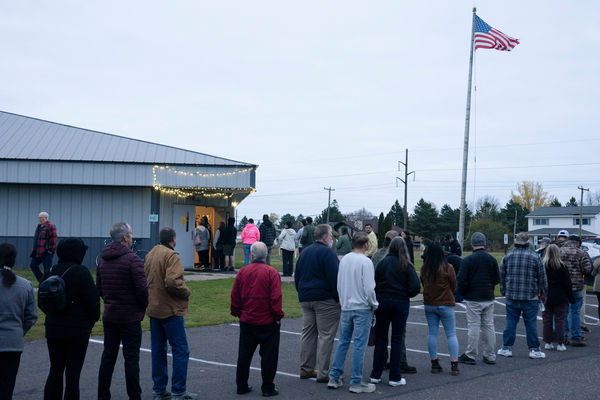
[0,110,255,166]
[526,206,600,218]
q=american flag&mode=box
[474,15,519,51]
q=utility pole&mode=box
[396,149,415,230]
[324,186,335,224]
[578,186,589,238]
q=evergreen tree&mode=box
[565,196,578,207]
[279,213,296,229]
[238,216,249,230]
[389,199,404,227]
[377,212,385,248]
[411,199,439,240]
[549,197,562,207]
[438,204,460,236]
[315,199,345,224]
[498,200,529,233]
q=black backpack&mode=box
[38,266,73,314]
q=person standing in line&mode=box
[145,228,196,400]
[335,227,352,259]
[276,221,296,277]
[296,219,306,254]
[498,232,547,359]
[29,211,57,283]
[241,219,260,266]
[0,243,38,400]
[369,237,420,387]
[300,217,315,249]
[365,224,378,259]
[457,232,500,366]
[294,224,340,383]
[558,235,592,346]
[592,258,600,325]
[194,217,211,270]
[444,234,462,257]
[96,222,148,400]
[222,217,238,272]
[259,214,277,265]
[541,244,574,352]
[213,222,226,271]
[231,242,284,397]
[420,244,460,376]
[43,238,100,400]
[327,232,378,393]
[401,230,414,264]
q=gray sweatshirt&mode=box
[0,273,38,352]
[337,252,378,312]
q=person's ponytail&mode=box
[0,242,18,288]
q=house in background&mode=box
[0,111,256,268]
[526,206,600,240]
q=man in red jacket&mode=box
[231,241,284,397]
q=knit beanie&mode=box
[57,238,88,264]
[471,232,486,247]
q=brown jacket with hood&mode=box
[144,243,191,319]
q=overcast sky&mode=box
[2,1,599,221]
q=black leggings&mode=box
[0,352,21,400]
[44,334,90,400]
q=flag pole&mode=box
[458,7,477,251]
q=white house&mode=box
[526,206,600,239]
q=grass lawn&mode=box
[16,248,588,341]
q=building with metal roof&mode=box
[0,110,256,268]
[526,206,600,239]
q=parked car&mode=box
[581,243,600,259]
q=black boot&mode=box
[431,359,442,373]
[451,361,459,376]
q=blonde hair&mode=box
[542,244,562,270]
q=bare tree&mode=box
[585,190,600,206]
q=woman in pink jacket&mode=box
[241,218,260,266]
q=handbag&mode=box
[367,314,376,347]
[193,230,201,246]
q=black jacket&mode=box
[457,249,500,301]
[259,220,277,247]
[43,262,100,338]
[374,254,420,300]
[545,263,575,305]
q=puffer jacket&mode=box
[97,242,148,324]
[592,257,600,292]
[259,220,277,247]
[276,228,296,251]
[144,243,190,319]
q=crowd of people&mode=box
[0,211,598,399]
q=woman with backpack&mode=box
[41,238,100,400]
[420,243,460,376]
[0,243,38,400]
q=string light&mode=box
[151,164,256,199]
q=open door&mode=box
[194,206,215,266]
[173,204,196,268]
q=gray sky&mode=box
[2,1,599,221]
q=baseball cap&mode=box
[557,230,569,237]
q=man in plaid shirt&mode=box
[498,232,548,359]
[29,211,57,282]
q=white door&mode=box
[172,204,196,268]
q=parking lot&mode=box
[14,294,600,399]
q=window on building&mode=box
[573,218,590,226]
[533,218,549,225]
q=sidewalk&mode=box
[184,269,296,285]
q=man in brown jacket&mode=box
[144,227,196,400]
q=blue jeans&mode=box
[243,244,251,266]
[370,297,409,382]
[565,289,584,341]
[502,299,540,350]
[30,252,54,283]
[150,316,190,395]
[424,305,459,360]
[329,309,372,385]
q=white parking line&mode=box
[88,338,299,378]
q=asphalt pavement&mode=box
[14,294,600,399]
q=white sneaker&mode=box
[327,377,343,389]
[369,378,382,384]
[556,344,567,352]
[349,382,376,393]
[528,349,546,359]
[388,378,406,387]
[544,343,554,350]
[497,348,512,357]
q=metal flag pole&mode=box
[458,7,477,251]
